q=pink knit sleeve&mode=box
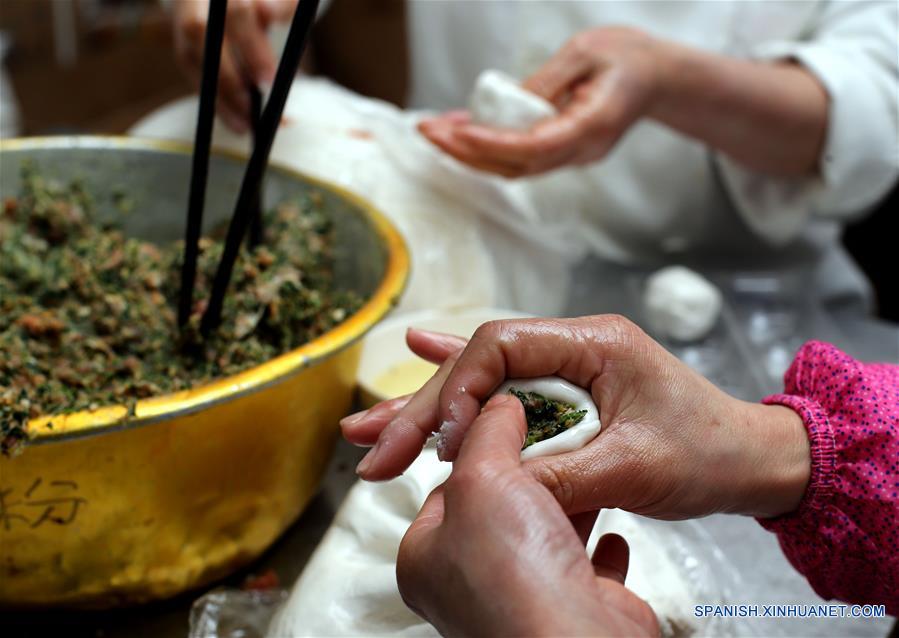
[757,341,899,614]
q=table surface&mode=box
[4,257,898,638]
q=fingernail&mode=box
[356,442,379,475]
[340,409,369,428]
[407,326,450,343]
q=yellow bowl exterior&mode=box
[0,136,409,608]
[0,349,357,607]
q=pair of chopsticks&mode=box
[178,0,320,337]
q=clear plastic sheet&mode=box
[189,589,288,638]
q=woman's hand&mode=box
[397,393,658,637]
[418,26,826,178]
[342,315,811,520]
[418,27,661,178]
[172,0,298,133]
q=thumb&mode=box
[452,395,527,473]
[591,533,629,583]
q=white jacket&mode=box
[403,0,898,263]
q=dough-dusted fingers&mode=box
[450,395,527,473]
[355,352,461,480]
[434,316,640,461]
[434,318,588,461]
[341,329,465,447]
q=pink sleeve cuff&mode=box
[753,340,899,613]
[758,393,835,525]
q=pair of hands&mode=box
[343,315,811,635]
[344,315,810,520]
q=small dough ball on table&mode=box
[468,69,557,130]
[643,266,723,342]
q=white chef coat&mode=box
[402,0,898,267]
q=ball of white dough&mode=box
[468,69,557,130]
[643,266,723,342]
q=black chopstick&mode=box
[200,0,320,336]
[179,0,227,328]
[247,84,264,248]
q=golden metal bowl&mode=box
[0,136,409,608]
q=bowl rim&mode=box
[1,135,410,446]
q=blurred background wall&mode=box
[0,0,192,134]
[0,0,407,136]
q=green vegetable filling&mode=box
[509,388,587,449]
[1,163,364,454]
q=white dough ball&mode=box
[468,69,557,130]
[643,266,722,342]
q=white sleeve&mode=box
[717,0,898,245]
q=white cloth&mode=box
[267,448,727,638]
[405,0,898,262]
